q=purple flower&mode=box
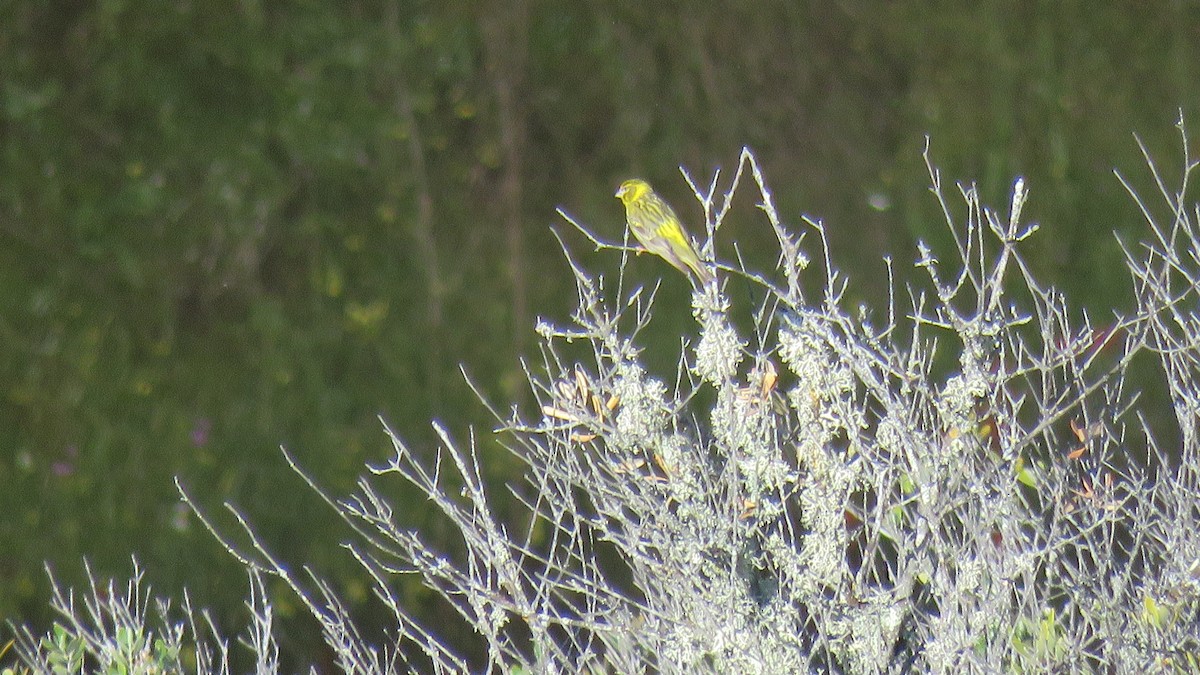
[52,445,79,477]
[191,418,212,447]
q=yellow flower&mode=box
[615,179,714,285]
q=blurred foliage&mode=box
[1,0,1198,666]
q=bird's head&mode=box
[615,179,652,205]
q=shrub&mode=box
[12,127,1200,673]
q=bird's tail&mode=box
[689,259,715,287]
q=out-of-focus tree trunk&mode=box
[386,3,445,409]
[480,0,530,354]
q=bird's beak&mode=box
[614,186,624,199]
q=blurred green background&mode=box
[3,0,1198,667]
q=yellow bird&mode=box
[615,178,714,286]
